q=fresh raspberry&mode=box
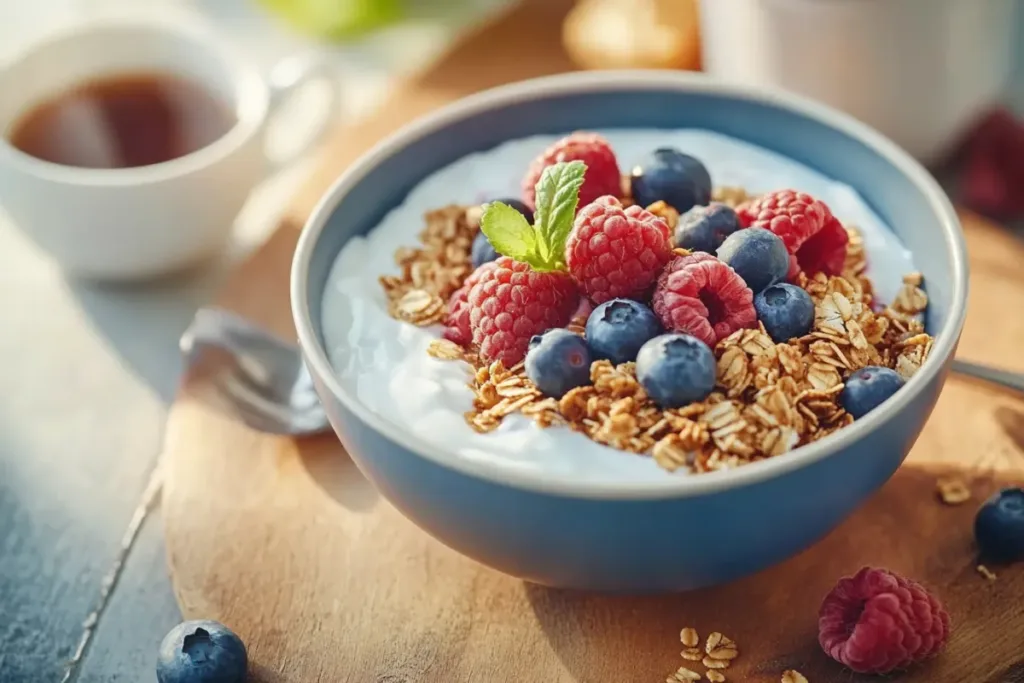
[818,567,950,674]
[651,252,756,347]
[736,190,849,279]
[522,132,621,211]
[565,196,673,304]
[467,257,579,366]
[442,261,498,346]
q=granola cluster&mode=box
[379,206,476,326]
[381,187,934,474]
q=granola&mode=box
[381,190,933,475]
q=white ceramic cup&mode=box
[699,0,1018,164]
[0,17,339,281]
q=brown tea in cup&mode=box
[7,71,234,169]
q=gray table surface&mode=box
[3,14,1024,682]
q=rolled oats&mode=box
[704,633,738,660]
[667,666,702,682]
[427,339,465,361]
[678,627,698,648]
[706,672,726,683]
[781,670,808,683]
[711,186,751,207]
[680,647,704,662]
[936,476,971,505]
[893,273,928,315]
[383,197,934,474]
[702,656,730,670]
[646,200,680,229]
[394,289,445,325]
[977,564,997,581]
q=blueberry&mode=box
[975,488,1024,562]
[472,198,533,267]
[491,197,534,224]
[157,620,247,683]
[471,231,499,267]
[715,227,789,293]
[675,203,741,253]
[525,329,592,398]
[754,283,814,342]
[839,366,905,419]
[585,299,662,365]
[630,148,712,213]
[635,334,716,408]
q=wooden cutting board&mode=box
[161,2,1024,681]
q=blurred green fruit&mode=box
[257,0,404,39]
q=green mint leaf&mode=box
[532,160,586,271]
[480,201,536,262]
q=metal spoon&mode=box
[178,308,1024,437]
[179,307,330,436]
[950,359,1024,394]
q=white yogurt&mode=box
[320,130,916,485]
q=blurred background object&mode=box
[256,0,403,39]
[698,0,1019,165]
[563,0,701,71]
[956,108,1024,221]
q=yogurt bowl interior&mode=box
[292,71,967,592]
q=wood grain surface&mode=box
[162,2,1024,681]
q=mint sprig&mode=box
[480,160,586,272]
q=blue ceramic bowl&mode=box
[291,72,967,592]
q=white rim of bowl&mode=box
[292,70,968,501]
[0,16,267,187]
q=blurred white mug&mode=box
[0,17,338,280]
[699,0,1018,164]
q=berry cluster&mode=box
[437,132,893,413]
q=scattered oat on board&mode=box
[977,564,997,581]
[702,656,731,670]
[936,476,971,505]
[680,627,700,648]
[781,670,809,683]
[706,672,726,683]
[680,647,704,662]
[667,666,702,683]
[705,632,739,661]
[382,194,934,475]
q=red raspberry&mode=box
[442,261,498,346]
[819,567,950,674]
[467,257,579,366]
[522,132,621,211]
[736,190,849,279]
[651,252,756,347]
[565,196,673,304]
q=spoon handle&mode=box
[950,359,1024,395]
